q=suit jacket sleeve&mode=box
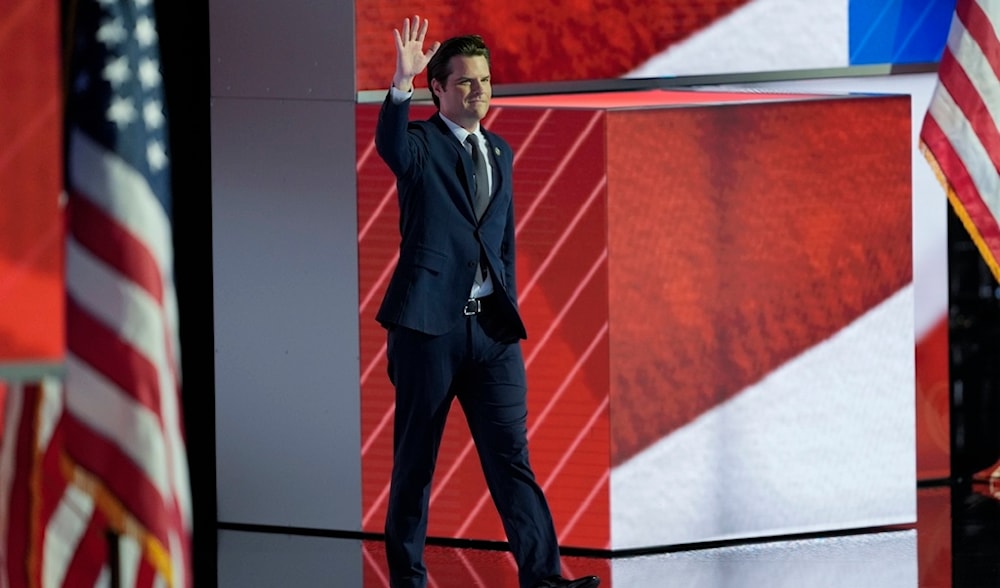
[374,92,425,180]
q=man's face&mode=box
[433,55,491,130]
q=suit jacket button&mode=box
[467,261,476,268]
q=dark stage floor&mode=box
[218,485,1000,587]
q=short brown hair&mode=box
[426,35,491,108]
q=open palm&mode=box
[393,15,440,86]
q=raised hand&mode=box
[392,15,440,92]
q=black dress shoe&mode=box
[533,575,600,588]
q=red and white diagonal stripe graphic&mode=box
[559,471,609,543]
[429,249,606,510]
[355,105,564,447]
[921,0,1000,279]
[429,178,610,533]
[454,325,610,538]
[356,104,612,547]
[425,179,608,502]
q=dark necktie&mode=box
[466,134,490,285]
[466,134,490,219]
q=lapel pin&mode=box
[494,147,501,156]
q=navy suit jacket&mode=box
[374,93,527,339]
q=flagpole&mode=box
[105,530,120,588]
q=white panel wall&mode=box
[218,530,363,587]
[210,0,361,545]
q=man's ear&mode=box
[430,78,443,97]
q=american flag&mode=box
[1,0,191,585]
[921,0,1000,281]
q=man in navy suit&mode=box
[375,15,600,588]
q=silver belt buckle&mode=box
[463,298,481,316]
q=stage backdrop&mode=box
[355,1,951,481]
[355,0,952,89]
[357,90,914,552]
[0,0,64,370]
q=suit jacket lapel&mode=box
[480,129,505,221]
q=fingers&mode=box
[398,15,428,44]
[425,40,440,59]
[417,16,429,43]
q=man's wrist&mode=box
[389,84,413,104]
[392,75,415,92]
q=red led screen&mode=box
[0,0,64,367]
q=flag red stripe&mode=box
[136,551,157,587]
[60,414,178,547]
[68,190,165,304]
[922,114,1000,247]
[3,386,39,588]
[66,297,164,419]
[61,508,108,588]
[937,47,1000,173]
[957,0,1000,80]
[929,0,1000,264]
[38,415,70,533]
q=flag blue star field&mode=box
[56,0,190,584]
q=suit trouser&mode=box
[384,309,561,588]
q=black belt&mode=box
[463,297,486,316]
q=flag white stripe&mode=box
[973,0,1000,47]
[946,0,967,53]
[95,567,110,588]
[117,530,142,587]
[66,237,174,395]
[169,434,192,527]
[68,128,173,277]
[66,235,191,530]
[66,235,189,517]
[65,353,172,499]
[42,484,95,588]
[948,14,1000,156]
[169,531,187,588]
[0,386,25,585]
[928,84,1000,219]
[37,378,63,450]
[68,129,181,369]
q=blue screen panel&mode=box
[850,0,955,65]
